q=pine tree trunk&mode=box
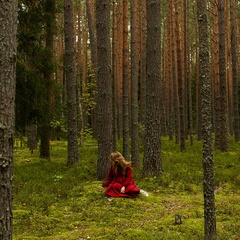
[86,0,98,139]
[139,0,147,126]
[170,0,180,144]
[40,0,55,159]
[130,0,140,166]
[0,0,18,238]
[230,0,240,142]
[167,1,174,141]
[210,1,220,149]
[95,0,113,180]
[116,2,124,142]
[198,0,217,238]
[174,0,186,151]
[64,0,80,166]
[218,0,229,151]
[143,0,162,176]
[122,0,130,160]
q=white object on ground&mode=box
[140,189,149,197]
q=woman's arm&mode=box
[122,167,133,187]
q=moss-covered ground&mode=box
[13,137,240,239]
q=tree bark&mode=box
[198,0,217,239]
[174,0,186,151]
[143,0,162,176]
[64,0,80,166]
[170,0,180,144]
[0,0,18,238]
[40,0,56,159]
[218,0,229,151]
[230,0,240,142]
[86,0,98,139]
[130,0,140,166]
[139,0,147,126]
[95,0,113,180]
[122,0,130,160]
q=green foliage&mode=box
[13,137,240,239]
[16,0,60,136]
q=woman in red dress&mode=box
[102,151,148,198]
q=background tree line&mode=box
[15,0,240,173]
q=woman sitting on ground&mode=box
[102,151,148,198]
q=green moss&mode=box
[12,137,240,239]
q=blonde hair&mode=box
[110,151,131,174]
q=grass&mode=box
[13,137,240,239]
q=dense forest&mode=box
[1,0,240,239]
[14,0,240,169]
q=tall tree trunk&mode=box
[218,0,229,151]
[40,0,56,159]
[86,0,98,139]
[86,0,97,71]
[130,0,140,166]
[210,1,220,149]
[194,2,202,141]
[143,0,162,176]
[0,0,17,238]
[183,0,189,140]
[139,0,147,126]
[64,0,80,166]
[170,0,180,144]
[198,0,217,239]
[95,0,113,180]
[76,0,85,145]
[174,0,186,151]
[230,0,240,142]
[112,1,117,150]
[122,0,130,160]
[167,0,174,141]
[82,3,89,144]
[116,2,124,142]
[225,0,232,136]
[188,45,194,146]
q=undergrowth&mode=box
[13,137,240,239]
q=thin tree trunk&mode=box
[174,0,186,151]
[130,0,140,166]
[116,2,123,142]
[40,0,56,159]
[112,1,117,150]
[230,0,240,141]
[170,0,180,144]
[218,0,229,152]
[167,0,174,141]
[122,0,130,160]
[225,0,232,136]
[210,1,220,149]
[194,1,202,141]
[86,0,98,139]
[198,0,217,238]
[86,0,97,71]
[64,0,80,166]
[76,0,85,145]
[139,0,147,126]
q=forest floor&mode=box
[13,136,240,240]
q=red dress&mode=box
[102,165,140,198]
